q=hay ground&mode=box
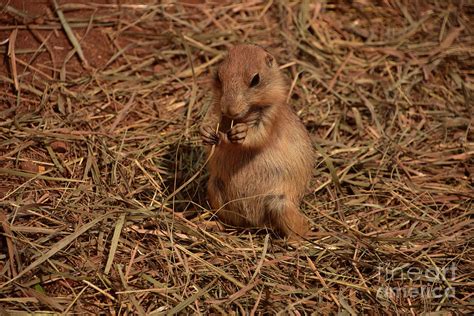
[0,0,473,314]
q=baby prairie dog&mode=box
[200,44,313,240]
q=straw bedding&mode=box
[0,1,472,314]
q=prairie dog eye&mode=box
[249,73,260,88]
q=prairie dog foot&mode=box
[196,220,225,232]
[200,125,220,145]
[227,123,248,144]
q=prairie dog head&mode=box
[213,44,287,121]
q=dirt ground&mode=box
[0,0,473,314]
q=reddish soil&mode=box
[0,0,116,82]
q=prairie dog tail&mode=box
[264,194,310,240]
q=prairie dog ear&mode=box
[265,53,274,68]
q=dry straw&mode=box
[0,1,472,314]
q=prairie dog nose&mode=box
[222,102,243,119]
[224,108,240,119]
[222,94,244,119]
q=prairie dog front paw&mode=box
[227,123,248,144]
[200,125,220,145]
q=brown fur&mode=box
[200,44,314,240]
